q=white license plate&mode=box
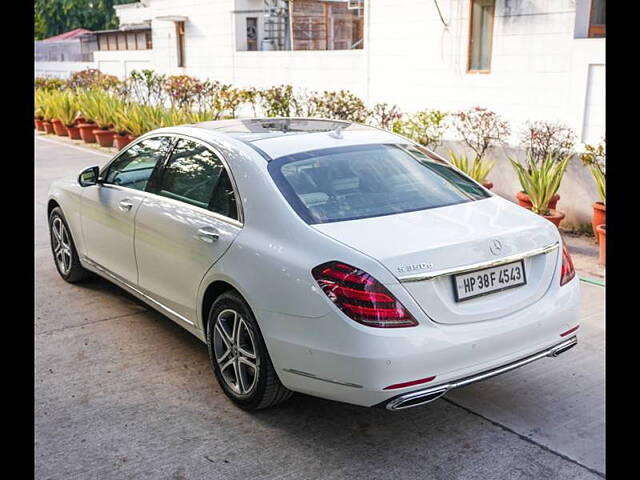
[452,260,527,302]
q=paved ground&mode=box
[35,134,605,480]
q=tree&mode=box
[34,0,138,40]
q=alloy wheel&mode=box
[213,309,259,395]
[52,217,72,276]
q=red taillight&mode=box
[312,261,418,328]
[560,243,576,286]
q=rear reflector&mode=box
[312,261,418,328]
[560,325,580,337]
[384,376,437,391]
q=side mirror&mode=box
[78,166,100,187]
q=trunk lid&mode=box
[312,196,560,324]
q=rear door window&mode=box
[156,138,238,220]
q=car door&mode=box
[134,137,243,325]
[80,136,175,284]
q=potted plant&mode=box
[77,90,98,143]
[510,153,570,227]
[82,89,118,147]
[448,151,495,188]
[450,107,510,190]
[580,139,606,242]
[35,89,46,131]
[517,121,576,210]
[49,91,68,136]
[40,91,55,134]
[51,90,81,139]
[111,101,134,150]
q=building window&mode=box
[234,0,364,52]
[467,0,495,73]
[96,30,151,51]
[588,0,605,37]
[246,17,258,51]
[175,21,186,67]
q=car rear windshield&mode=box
[268,143,490,224]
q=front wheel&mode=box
[49,206,90,283]
[206,291,292,410]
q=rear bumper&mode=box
[257,275,581,408]
[383,335,577,410]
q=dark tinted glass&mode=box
[269,144,489,224]
[158,139,238,219]
[104,136,173,191]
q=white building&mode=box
[36,0,605,147]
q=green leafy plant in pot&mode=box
[580,139,605,242]
[51,90,81,139]
[510,153,570,227]
[448,151,495,188]
[81,89,119,147]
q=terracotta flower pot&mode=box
[43,121,54,134]
[482,181,493,190]
[592,202,606,243]
[596,224,605,265]
[66,125,81,140]
[542,209,565,228]
[51,119,68,136]
[93,128,115,148]
[35,118,44,131]
[516,191,560,210]
[114,133,132,150]
[78,123,97,143]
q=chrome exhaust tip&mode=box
[385,387,449,411]
[547,337,578,357]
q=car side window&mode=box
[103,137,173,191]
[157,139,239,220]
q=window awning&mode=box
[155,15,188,22]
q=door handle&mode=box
[119,199,133,212]
[198,227,220,243]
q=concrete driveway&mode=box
[35,135,605,480]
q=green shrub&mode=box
[392,109,447,150]
[581,139,605,204]
[309,90,369,123]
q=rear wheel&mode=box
[49,207,90,283]
[206,291,293,410]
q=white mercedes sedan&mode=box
[47,118,581,411]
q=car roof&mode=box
[190,118,405,160]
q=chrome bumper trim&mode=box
[385,336,577,411]
[397,241,560,282]
[282,368,363,389]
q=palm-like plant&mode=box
[448,151,495,184]
[50,90,79,127]
[589,164,605,205]
[38,90,56,122]
[510,153,570,215]
[78,88,119,129]
[114,103,166,137]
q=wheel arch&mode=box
[201,280,242,338]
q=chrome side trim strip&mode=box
[282,368,363,389]
[398,241,560,283]
[386,336,577,411]
[82,256,195,326]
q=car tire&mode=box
[206,290,293,410]
[49,206,90,283]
